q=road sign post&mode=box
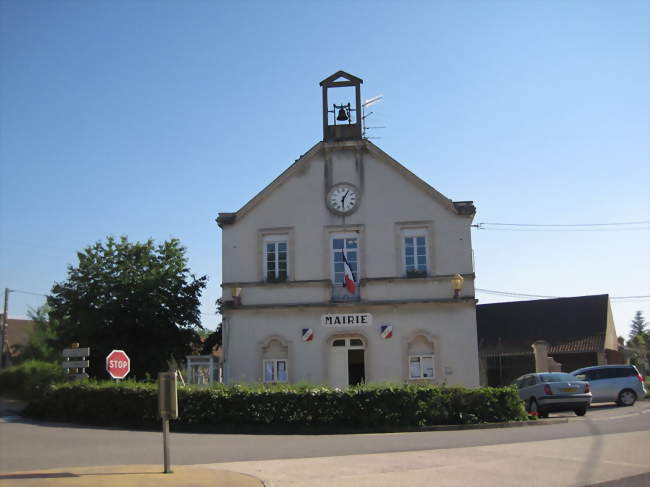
[158,371,178,474]
[106,350,130,380]
[62,345,90,380]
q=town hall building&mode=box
[217,71,480,388]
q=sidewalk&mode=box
[200,430,650,487]
[0,465,263,487]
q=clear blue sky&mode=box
[1,1,648,339]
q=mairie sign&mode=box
[321,313,372,327]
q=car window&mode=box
[539,373,575,382]
[574,373,588,381]
[587,369,605,381]
[600,368,619,379]
[617,367,635,377]
[524,375,536,387]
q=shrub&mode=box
[0,360,68,398]
[24,381,528,432]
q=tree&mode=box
[626,311,649,374]
[47,236,207,379]
[200,324,222,355]
[629,311,647,340]
[10,305,60,363]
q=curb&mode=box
[0,465,264,487]
[415,418,568,432]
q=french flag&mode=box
[302,328,314,342]
[342,253,356,295]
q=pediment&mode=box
[320,71,364,87]
[217,141,473,227]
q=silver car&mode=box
[513,372,592,417]
[571,365,646,406]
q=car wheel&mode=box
[529,398,545,417]
[574,407,587,416]
[617,389,637,407]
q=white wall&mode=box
[220,140,479,387]
[226,303,480,387]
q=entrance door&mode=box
[329,337,365,387]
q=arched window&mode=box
[407,334,435,380]
[261,338,289,383]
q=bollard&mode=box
[158,372,178,473]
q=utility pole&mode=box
[0,288,9,369]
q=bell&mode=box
[336,108,349,121]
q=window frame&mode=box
[401,228,428,277]
[330,232,360,287]
[263,235,289,282]
[408,354,435,380]
[262,358,289,383]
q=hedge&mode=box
[0,360,69,399]
[24,381,528,432]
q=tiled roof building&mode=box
[476,295,623,386]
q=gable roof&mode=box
[217,140,475,227]
[476,294,613,355]
[319,71,363,87]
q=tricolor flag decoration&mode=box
[342,253,356,295]
[302,328,314,342]
[380,325,393,339]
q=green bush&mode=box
[0,360,68,399]
[24,381,528,432]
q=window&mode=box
[331,233,360,302]
[332,235,358,286]
[402,229,427,277]
[409,355,435,379]
[263,359,288,383]
[407,333,436,381]
[586,369,605,381]
[261,337,289,383]
[263,236,288,282]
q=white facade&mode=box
[218,73,480,388]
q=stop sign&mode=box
[106,350,130,379]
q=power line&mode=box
[477,221,650,227]
[475,288,650,301]
[9,289,48,298]
[473,221,650,232]
[475,227,649,232]
[476,288,557,299]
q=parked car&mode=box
[512,372,592,417]
[571,365,646,406]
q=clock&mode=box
[327,183,359,214]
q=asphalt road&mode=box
[1,401,648,473]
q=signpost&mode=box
[106,350,130,380]
[158,371,178,474]
[62,345,90,379]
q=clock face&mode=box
[327,184,359,214]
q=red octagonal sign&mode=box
[106,350,130,379]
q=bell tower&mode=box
[320,71,363,142]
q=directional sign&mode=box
[106,350,130,379]
[62,347,90,358]
[62,360,90,369]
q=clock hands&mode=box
[328,186,357,212]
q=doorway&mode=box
[329,336,366,387]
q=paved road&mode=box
[1,401,648,473]
[207,431,650,487]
